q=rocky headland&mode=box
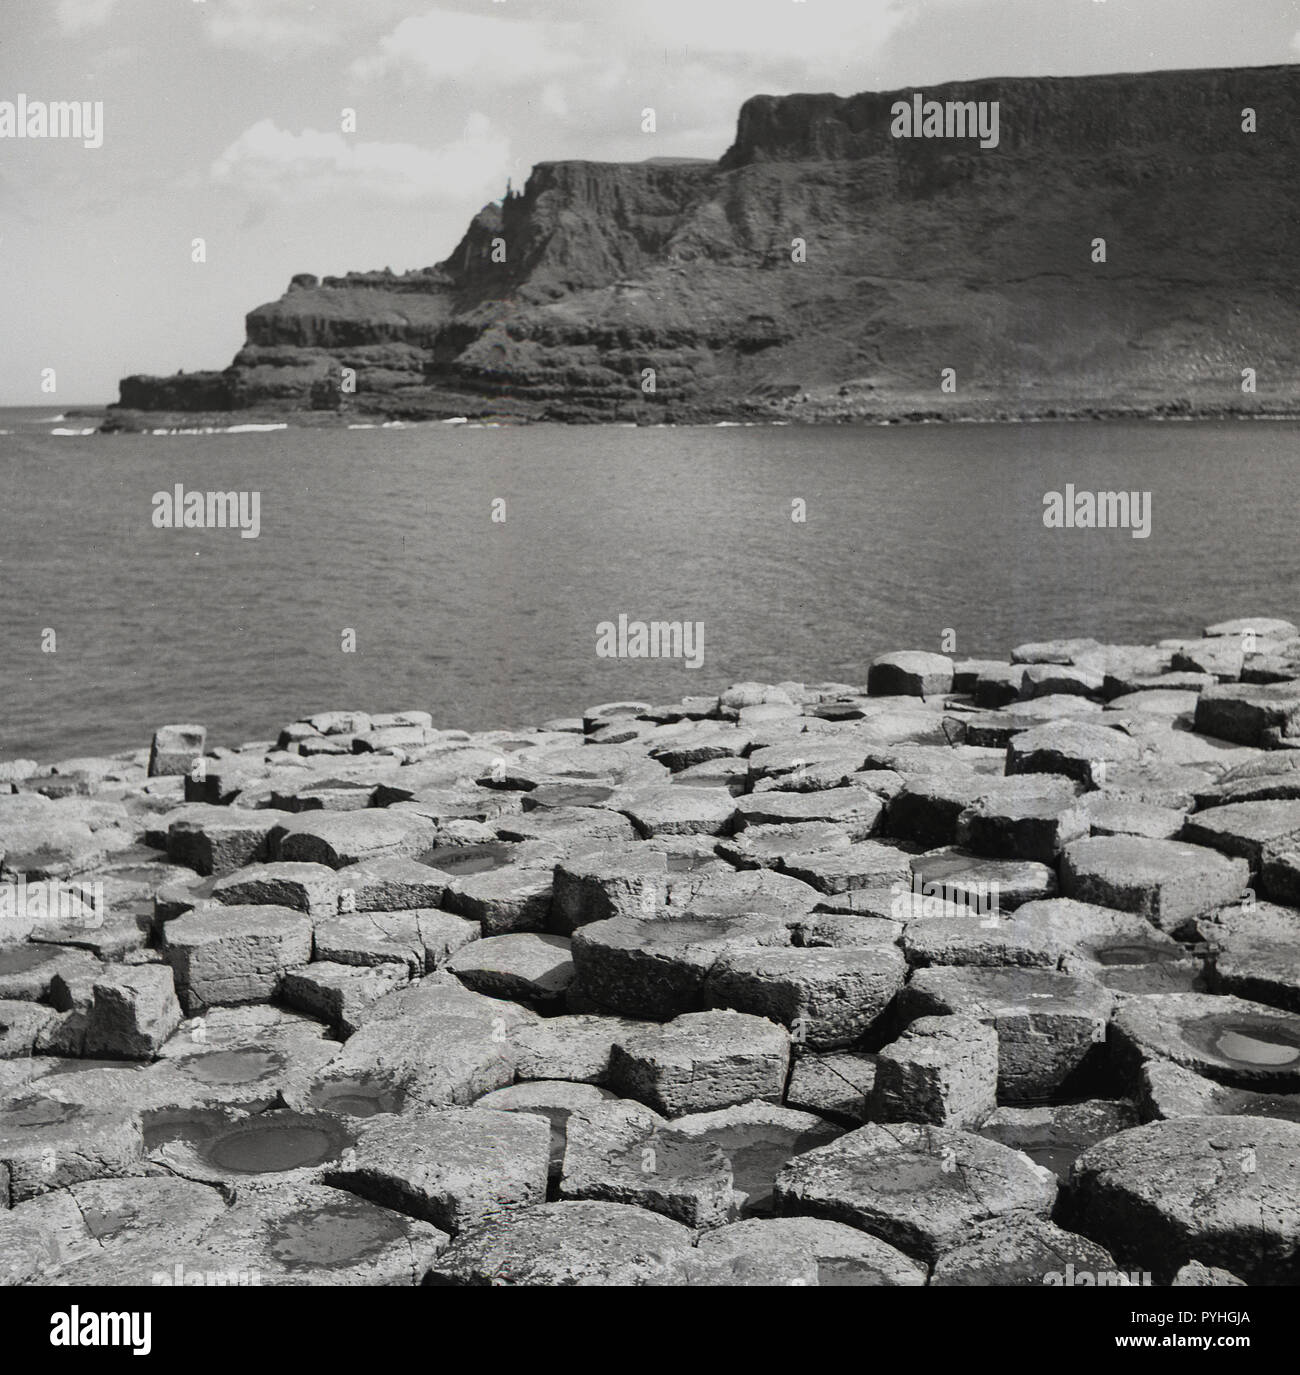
[3,616,1300,1284]
[105,64,1300,432]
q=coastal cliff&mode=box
[108,64,1300,428]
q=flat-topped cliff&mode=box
[109,64,1300,428]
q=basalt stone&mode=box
[1020,664,1105,699]
[332,855,452,912]
[1171,640,1244,680]
[1200,901,1300,1012]
[558,1099,733,1229]
[317,982,522,1110]
[1194,681,1300,748]
[313,908,478,974]
[1079,793,1186,840]
[789,912,904,949]
[1104,689,1201,718]
[705,944,905,1050]
[211,861,343,919]
[328,1106,549,1234]
[1138,1059,1300,1124]
[910,849,1057,912]
[0,1097,142,1201]
[616,784,737,838]
[1062,1116,1300,1284]
[977,1099,1138,1179]
[649,727,753,773]
[745,740,872,785]
[7,1174,229,1284]
[667,1102,841,1218]
[784,1051,877,1126]
[442,865,554,936]
[76,963,183,1060]
[1205,617,1299,641]
[281,962,409,1036]
[870,1015,998,1130]
[733,788,885,840]
[274,811,437,869]
[0,943,98,1003]
[610,1011,790,1117]
[694,1215,926,1286]
[425,1199,694,1286]
[1006,722,1139,786]
[148,725,207,778]
[166,806,292,876]
[904,897,1182,974]
[1,999,64,1057]
[1012,638,1103,666]
[146,1182,448,1287]
[1182,799,1300,873]
[973,666,1027,710]
[955,778,1089,864]
[163,904,313,1012]
[308,711,374,737]
[446,933,574,1008]
[549,846,670,936]
[1171,1261,1248,1287]
[778,841,914,895]
[148,1106,358,1191]
[774,1122,1056,1262]
[475,1080,615,1184]
[1109,992,1300,1094]
[930,1212,1116,1287]
[510,1014,648,1085]
[495,806,635,845]
[886,775,993,848]
[902,966,1114,1102]
[716,822,852,870]
[867,653,954,699]
[1061,836,1249,932]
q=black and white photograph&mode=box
[0,0,1297,1335]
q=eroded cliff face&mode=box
[110,64,1300,426]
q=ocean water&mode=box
[2,409,1298,762]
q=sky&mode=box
[1,0,1297,405]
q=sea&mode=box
[2,407,1297,763]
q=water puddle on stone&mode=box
[818,1258,893,1286]
[183,1047,283,1085]
[706,1127,826,1214]
[201,1113,353,1174]
[1214,1025,1300,1067]
[1022,1144,1082,1179]
[417,842,516,876]
[309,1076,405,1118]
[528,784,614,810]
[5,1097,76,1128]
[0,945,58,975]
[269,1201,404,1269]
[45,1058,141,1077]
[1096,944,1183,967]
[665,852,712,873]
[143,1107,227,1152]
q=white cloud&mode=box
[56,0,118,35]
[199,0,414,56]
[353,9,588,86]
[210,116,509,206]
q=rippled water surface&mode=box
[3,411,1298,760]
